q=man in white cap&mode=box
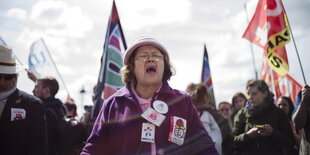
[0,45,48,155]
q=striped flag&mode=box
[243,0,290,76]
[277,74,302,105]
[201,44,216,107]
[92,0,127,119]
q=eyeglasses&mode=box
[135,54,163,62]
[0,74,16,81]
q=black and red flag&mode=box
[93,0,127,119]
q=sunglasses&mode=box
[0,74,16,81]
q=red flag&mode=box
[278,74,302,104]
[243,0,290,76]
[261,53,302,104]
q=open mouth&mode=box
[146,65,156,74]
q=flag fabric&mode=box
[201,44,216,107]
[277,74,302,105]
[28,38,70,98]
[261,53,302,104]
[0,36,7,46]
[243,0,290,76]
[92,0,127,119]
[28,38,58,78]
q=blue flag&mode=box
[201,44,216,107]
[92,1,127,119]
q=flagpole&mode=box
[41,38,71,96]
[13,52,24,66]
[0,36,25,67]
[244,3,258,80]
[281,2,307,85]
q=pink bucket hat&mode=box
[123,36,169,65]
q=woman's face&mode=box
[219,104,232,118]
[277,98,290,115]
[246,86,267,107]
[134,45,165,86]
[233,96,246,109]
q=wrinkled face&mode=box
[277,98,290,115]
[219,104,232,118]
[234,96,246,109]
[0,74,15,91]
[33,81,45,98]
[246,86,267,107]
[134,45,164,86]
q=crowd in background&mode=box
[1,38,310,155]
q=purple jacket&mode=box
[81,82,218,155]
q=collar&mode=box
[113,81,176,99]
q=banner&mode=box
[28,38,58,78]
[201,44,216,107]
[277,74,302,105]
[243,0,290,76]
[261,53,302,104]
[93,1,127,119]
[28,38,70,98]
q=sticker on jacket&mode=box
[153,100,169,114]
[11,108,26,121]
[141,123,155,142]
[141,107,166,126]
[168,116,187,145]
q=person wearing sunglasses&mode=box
[0,45,48,155]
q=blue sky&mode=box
[1,0,309,115]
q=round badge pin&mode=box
[153,100,168,114]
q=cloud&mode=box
[7,8,28,21]
[30,0,93,38]
[118,0,191,30]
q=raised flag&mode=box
[28,38,58,78]
[28,38,70,96]
[93,0,127,119]
[261,53,302,104]
[201,44,216,107]
[243,0,290,76]
[278,74,302,105]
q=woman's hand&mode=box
[246,127,260,139]
[257,124,273,137]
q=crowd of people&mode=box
[0,36,310,155]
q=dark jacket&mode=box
[0,89,48,155]
[41,97,66,155]
[232,101,295,155]
[81,82,218,155]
